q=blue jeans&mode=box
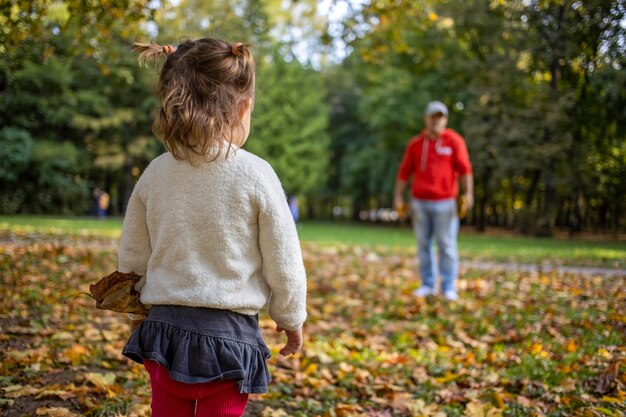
[410,198,459,292]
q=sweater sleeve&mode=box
[453,135,473,176]
[397,139,416,181]
[118,175,151,293]
[256,163,307,331]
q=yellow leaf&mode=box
[51,331,74,340]
[435,372,462,384]
[305,377,325,388]
[597,347,613,359]
[492,392,506,409]
[303,362,318,375]
[4,384,41,398]
[63,344,90,365]
[565,339,577,352]
[84,372,117,397]
[428,11,439,20]
[35,407,80,417]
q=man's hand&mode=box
[276,326,303,356]
[394,195,405,212]
[459,175,474,211]
[462,193,474,210]
[394,179,408,216]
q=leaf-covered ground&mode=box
[0,231,624,417]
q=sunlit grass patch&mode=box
[1,215,625,267]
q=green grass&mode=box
[296,222,626,268]
[1,215,624,268]
[0,215,123,237]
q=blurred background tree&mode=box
[328,0,626,234]
[1,0,624,235]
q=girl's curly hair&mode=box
[133,38,255,162]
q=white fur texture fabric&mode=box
[118,149,307,330]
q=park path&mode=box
[462,260,626,277]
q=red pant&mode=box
[144,360,249,417]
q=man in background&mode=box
[394,101,473,301]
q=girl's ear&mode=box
[238,97,253,120]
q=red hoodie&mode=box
[397,128,472,201]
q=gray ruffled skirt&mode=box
[122,305,272,394]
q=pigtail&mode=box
[133,42,176,67]
[231,42,249,57]
[227,42,254,92]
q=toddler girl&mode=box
[119,38,307,417]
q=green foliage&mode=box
[0,128,33,213]
[0,0,149,58]
[0,127,33,183]
[1,0,624,232]
[26,141,90,215]
[1,0,332,215]
[0,133,89,214]
[4,57,76,138]
[0,0,163,215]
[247,52,330,194]
[328,0,626,232]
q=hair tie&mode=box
[163,45,176,55]
[231,43,243,56]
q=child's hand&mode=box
[276,326,303,356]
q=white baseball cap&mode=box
[424,101,448,117]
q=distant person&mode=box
[97,190,110,219]
[394,101,473,301]
[91,188,102,217]
[288,195,299,223]
[120,39,306,417]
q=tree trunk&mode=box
[476,169,490,232]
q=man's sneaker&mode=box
[413,286,436,297]
[443,290,459,301]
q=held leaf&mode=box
[89,271,148,315]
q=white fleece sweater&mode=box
[118,149,307,330]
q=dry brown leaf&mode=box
[464,400,504,417]
[588,361,622,394]
[128,403,151,417]
[89,271,148,315]
[34,389,76,400]
[260,406,289,417]
[334,403,364,417]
